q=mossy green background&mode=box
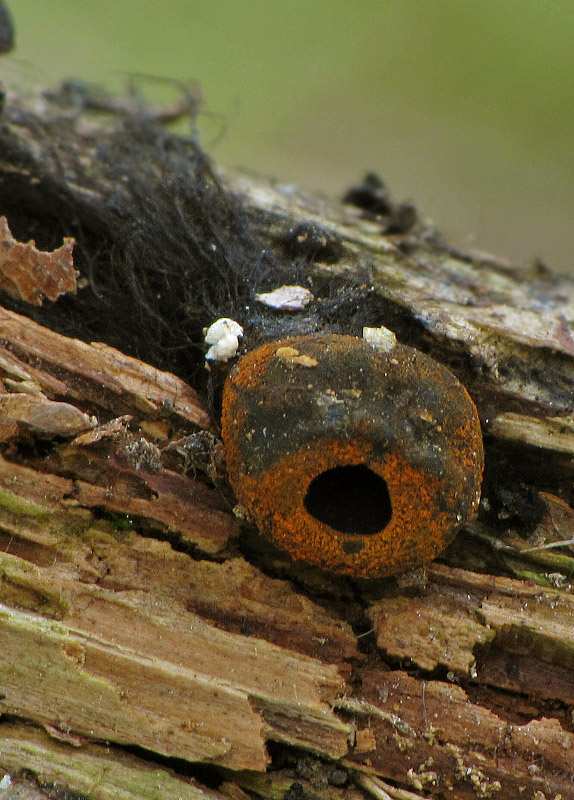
[5,1,574,273]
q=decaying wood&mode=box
[1,85,574,800]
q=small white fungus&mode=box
[255,285,313,311]
[204,318,244,344]
[204,318,244,362]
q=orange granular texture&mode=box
[235,439,457,579]
[221,334,484,578]
[226,340,280,391]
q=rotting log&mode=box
[0,84,574,800]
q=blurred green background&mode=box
[4,0,574,274]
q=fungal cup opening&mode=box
[303,464,392,536]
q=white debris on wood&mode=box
[363,325,398,353]
[204,318,244,362]
[255,285,313,311]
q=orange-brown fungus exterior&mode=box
[221,334,483,578]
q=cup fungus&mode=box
[221,333,483,578]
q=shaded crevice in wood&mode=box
[0,306,211,429]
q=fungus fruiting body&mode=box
[221,333,483,578]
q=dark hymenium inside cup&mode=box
[304,464,392,536]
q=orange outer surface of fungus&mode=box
[221,333,484,578]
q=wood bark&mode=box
[1,84,574,800]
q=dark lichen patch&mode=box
[342,171,418,234]
[275,221,345,264]
[343,172,394,216]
